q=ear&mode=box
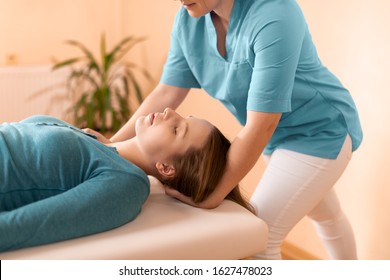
[155,162,176,180]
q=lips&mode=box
[183,3,195,9]
[148,113,155,125]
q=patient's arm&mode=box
[0,171,149,252]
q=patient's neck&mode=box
[106,139,155,176]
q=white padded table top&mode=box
[0,177,268,260]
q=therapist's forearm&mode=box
[200,112,281,209]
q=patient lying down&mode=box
[0,108,252,252]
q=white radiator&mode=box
[0,65,70,122]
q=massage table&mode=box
[0,177,268,260]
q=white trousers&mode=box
[250,135,357,260]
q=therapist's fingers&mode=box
[164,186,198,207]
[82,128,111,144]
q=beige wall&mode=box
[0,0,125,65]
[286,0,390,260]
[1,0,389,259]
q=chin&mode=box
[187,10,207,18]
[185,4,209,18]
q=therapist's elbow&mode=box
[246,111,282,136]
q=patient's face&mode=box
[135,108,213,163]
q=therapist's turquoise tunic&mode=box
[161,0,363,159]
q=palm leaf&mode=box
[100,33,109,74]
[123,61,155,82]
[106,36,137,66]
[86,100,96,129]
[125,69,144,104]
[72,93,88,127]
[65,40,101,74]
[31,34,153,132]
[68,69,100,90]
[104,36,135,70]
[111,37,147,64]
[52,57,83,70]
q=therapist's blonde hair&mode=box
[164,126,255,214]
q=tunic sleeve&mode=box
[247,5,306,113]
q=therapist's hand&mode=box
[82,128,112,144]
[164,186,197,206]
[164,186,217,209]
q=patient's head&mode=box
[164,124,229,201]
[166,125,253,212]
[136,108,251,210]
[135,108,252,212]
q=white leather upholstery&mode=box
[0,177,268,260]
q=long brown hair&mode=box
[164,126,255,213]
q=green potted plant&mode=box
[52,33,153,133]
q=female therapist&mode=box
[111,0,363,259]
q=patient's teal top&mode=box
[161,0,363,159]
[0,116,150,252]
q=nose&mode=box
[163,107,172,115]
[164,107,182,120]
[164,108,183,120]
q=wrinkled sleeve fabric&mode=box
[0,171,149,252]
[247,5,306,113]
